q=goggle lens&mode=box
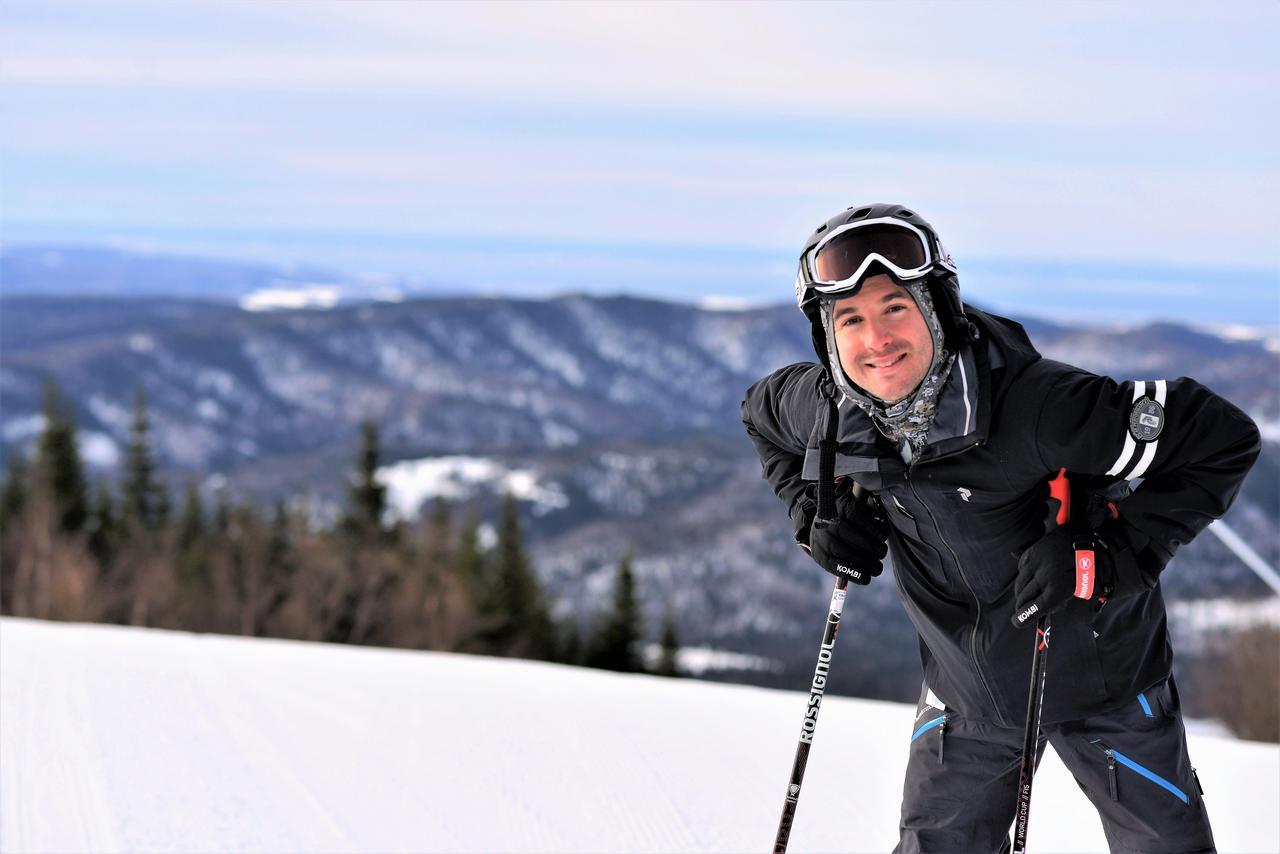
[812,224,929,284]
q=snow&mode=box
[2,617,1276,854]
[1201,322,1280,354]
[1256,417,1280,444]
[127,333,156,353]
[1,414,43,443]
[696,296,764,311]
[1167,596,1280,633]
[0,419,118,467]
[87,393,132,435]
[79,431,121,468]
[194,398,224,421]
[378,454,569,519]
[240,285,342,312]
[649,644,781,675]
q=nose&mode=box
[861,317,896,354]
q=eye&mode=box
[839,315,862,327]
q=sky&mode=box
[1,1,1278,327]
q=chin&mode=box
[858,375,921,404]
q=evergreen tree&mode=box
[121,387,166,530]
[454,512,484,592]
[86,480,120,566]
[423,497,453,568]
[491,493,557,659]
[175,480,210,588]
[0,449,28,536]
[0,450,29,614]
[260,499,296,628]
[656,604,681,677]
[586,550,644,673]
[344,420,387,536]
[559,620,583,666]
[36,376,88,533]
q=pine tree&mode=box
[559,620,583,666]
[0,449,28,536]
[121,387,166,530]
[491,493,557,659]
[36,376,88,533]
[586,550,644,673]
[423,497,453,569]
[0,450,29,614]
[259,499,296,630]
[330,421,397,645]
[454,512,486,597]
[175,480,209,587]
[344,420,387,537]
[656,604,681,677]
[86,480,119,566]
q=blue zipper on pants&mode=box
[1091,740,1189,805]
[911,716,945,742]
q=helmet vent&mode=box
[849,207,872,220]
[899,210,915,218]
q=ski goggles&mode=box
[802,218,954,295]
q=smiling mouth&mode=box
[864,353,908,370]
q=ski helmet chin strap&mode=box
[819,279,955,452]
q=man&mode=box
[741,203,1260,854]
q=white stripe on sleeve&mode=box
[1104,381,1146,477]
[1126,379,1168,480]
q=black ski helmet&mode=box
[795,203,976,371]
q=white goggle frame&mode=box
[804,217,955,295]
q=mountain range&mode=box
[2,247,1276,702]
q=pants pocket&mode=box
[1088,739,1192,806]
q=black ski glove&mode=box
[1011,527,1114,628]
[803,492,890,586]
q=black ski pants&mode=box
[895,677,1216,854]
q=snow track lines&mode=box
[2,618,1277,853]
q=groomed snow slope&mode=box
[2,617,1276,853]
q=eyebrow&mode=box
[833,289,911,321]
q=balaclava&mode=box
[818,278,954,455]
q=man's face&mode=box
[832,274,935,404]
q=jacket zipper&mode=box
[908,474,1006,726]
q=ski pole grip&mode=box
[1049,468,1102,601]
[1048,468,1070,527]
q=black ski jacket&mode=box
[741,307,1260,726]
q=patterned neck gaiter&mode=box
[823,280,955,454]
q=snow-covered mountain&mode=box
[2,291,1274,485]
[2,617,1276,853]
[2,290,1277,704]
[0,293,810,471]
[2,290,1280,696]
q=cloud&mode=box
[3,2,1275,132]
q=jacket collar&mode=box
[801,307,1037,485]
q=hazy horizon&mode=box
[3,1,1277,327]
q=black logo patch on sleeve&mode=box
[1129,397,1165,442]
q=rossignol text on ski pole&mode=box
[773,571,849,853]
[773,393,859,853]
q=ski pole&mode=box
[773,479,864,854]
[1011,468,1071,854]
[1011,613,1050,854]
[773,573,848,853]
